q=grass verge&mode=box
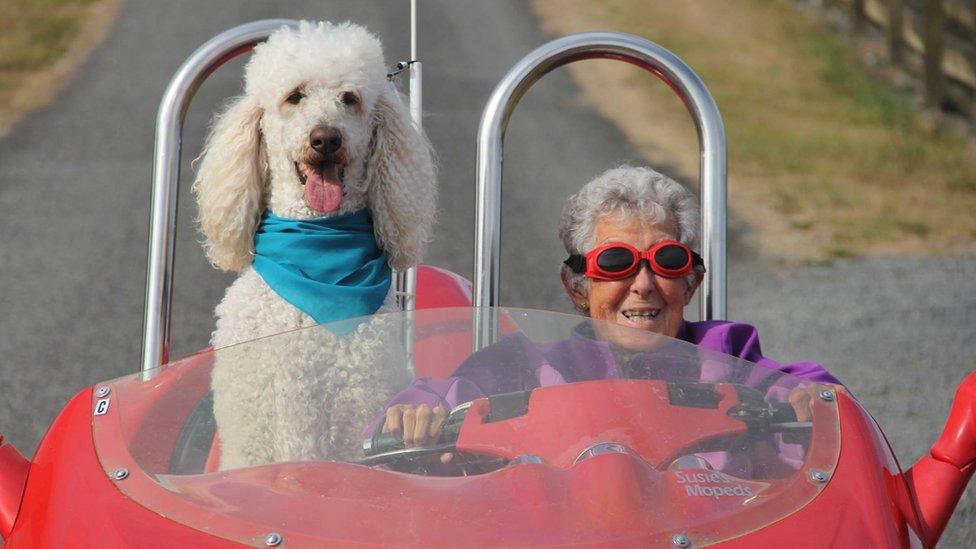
[0,0,120,136]
[531,0,976,261]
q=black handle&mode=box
[769,402,799,424]
[363,431,406,457]
[363,401,473,458]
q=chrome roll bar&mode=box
[474,32,728,322]
[142,20,298,373]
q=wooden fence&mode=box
[836,0,975,126]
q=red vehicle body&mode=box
[0,267,973,547]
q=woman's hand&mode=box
[789,384,847,422]
[382,404,447,447]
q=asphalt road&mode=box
[0,0,973,545]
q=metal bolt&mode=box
[112,468,129,480]
[672,533,691,547]
[265,533,283,546]
[818,389,835,402]
[810,469,829,483]
[96,386,111,397]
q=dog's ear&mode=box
[364,85,437,271]
[192,96,267,272]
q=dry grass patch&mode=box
[0,0,121,136]
[532,0,976,262]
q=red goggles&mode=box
[564,240,704,281]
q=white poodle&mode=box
[192,21,436,469]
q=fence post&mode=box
[888,0,905,65]
[923,0,945,108]
[971,1,976,129]
[852,0,868,33]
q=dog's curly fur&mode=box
[192,21,436,470]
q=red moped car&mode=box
[0,17,973,549]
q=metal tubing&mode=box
[398,61,422,310]
[474,32,727,321]
[410,0,418,63]
[142,20,298,373]
[394,0,422,312]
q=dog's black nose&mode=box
[310,127,342,155]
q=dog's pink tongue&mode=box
[304,164,343,214]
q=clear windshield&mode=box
[93,307,842,547]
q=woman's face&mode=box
[575,215,700,343]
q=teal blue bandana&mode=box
[252,210,392,328]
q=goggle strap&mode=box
[564,254,587,274]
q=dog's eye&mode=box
[286,90,304,105]
[340,91,360,107]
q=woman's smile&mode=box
[620,307,661,326]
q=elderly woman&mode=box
[557,166,841,383]
[380,166,843,450]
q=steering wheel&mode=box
[358,382,810,475]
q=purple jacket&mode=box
[383,320,843,412]
[375,320,843,476]
[677,321,841,385]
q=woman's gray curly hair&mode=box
[558,166,701,312]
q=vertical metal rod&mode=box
[395,0,421,312]
[410,0,418,62]
[473,32,727,350]
[141,20,297,374]
[396,0,422,370]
